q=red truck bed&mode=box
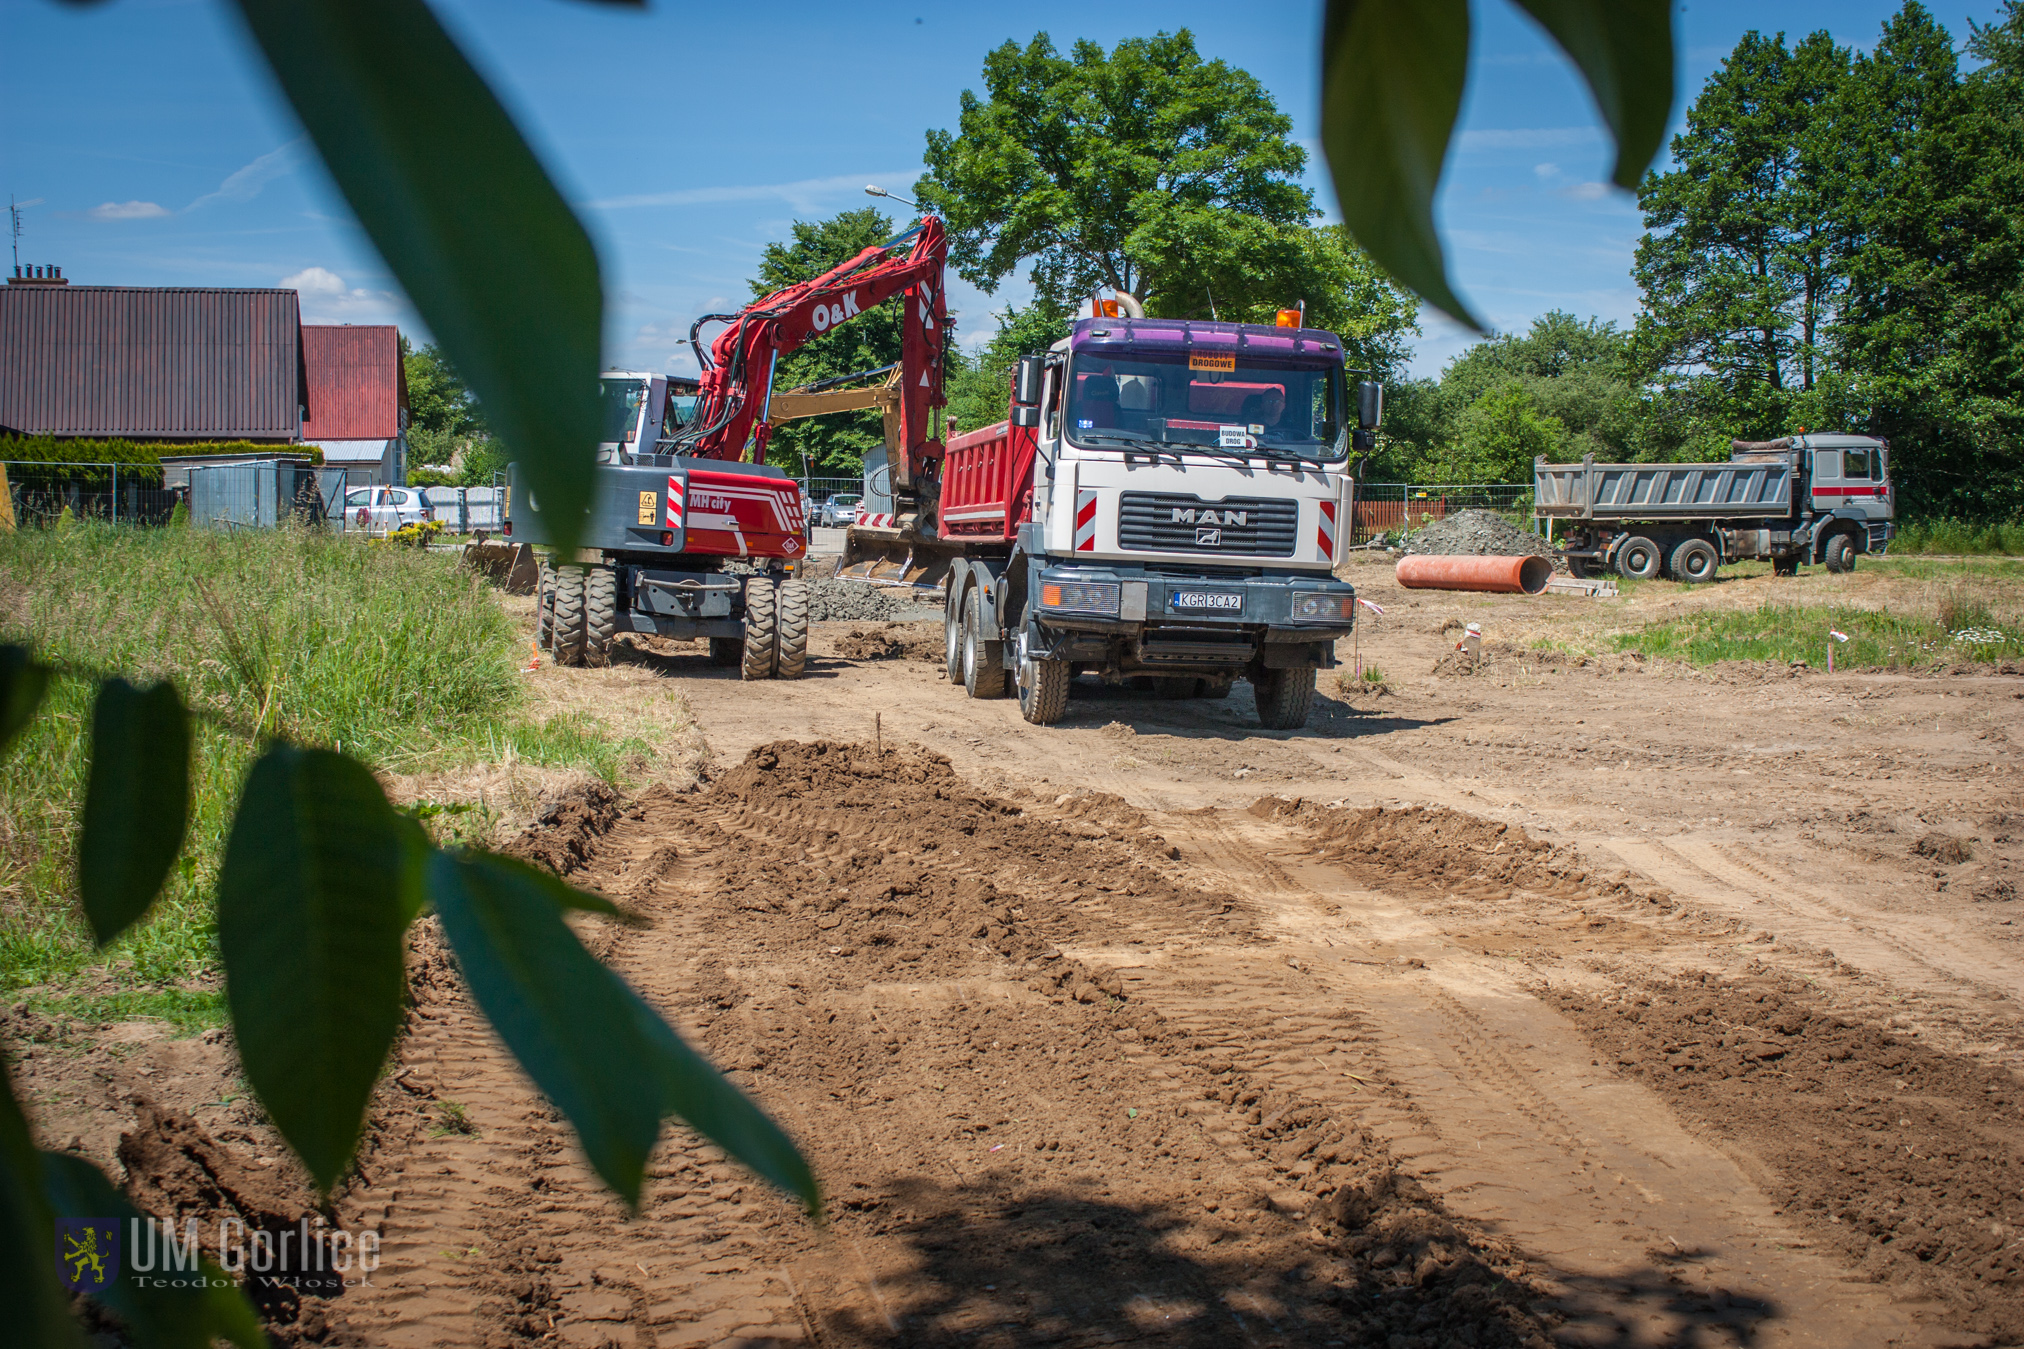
[938,418,1038,542]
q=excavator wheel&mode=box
[535,561,555,650]
[584,565,618,666]
[741,577,778,680]
[551,566,587,667]
[775,578,810,680]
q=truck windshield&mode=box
[599,378,648,443]
[1064,353,1344,460]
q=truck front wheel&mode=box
[1824,532,1857,574]
[1669,538,1720,584]
[1252,666,1316,730]
[1016,632,1069,725]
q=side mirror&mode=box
[1011,404,1041,429]
[1356,380,1383,431]
[1014,355,1044,407]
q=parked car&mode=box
[820,493,862,527]
[345,485,433,531]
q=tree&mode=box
[1433,380,1566,483]
[1632,27,1853,428]
[943,294,1079,438]
[402,336,489,476]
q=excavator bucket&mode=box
[835,520,956,595]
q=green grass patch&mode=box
[22,989,227,1039]
[0,524,652,998]
[1614,600,2023,669]
[1889,518,2024,556]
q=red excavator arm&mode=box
[672,216,947,492]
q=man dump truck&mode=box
[1533,433,1895,581]
[846,294,1378,728]
[507,213,1378,729]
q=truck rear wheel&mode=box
[741,577,778,680]
[944,584,965,682]
[1567,556,1590,580]
[962,586,1007,699]
[1616,535,1663,581]
[1669,538,1720,584]
[1824,532,1857,574]
[775,578,810,680]
[551,566,587,667]
[1017,632,1069,725]
[1252,666,1316,730]
[584,565,618,666]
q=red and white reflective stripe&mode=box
[664,475,685,530]
[859,512,896,529]
[1317,499,1338,558]
[1074,489,1099,551]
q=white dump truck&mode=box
[1533,434,1895,581]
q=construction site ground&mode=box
[24,553,2024,1348]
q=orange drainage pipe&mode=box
[1395,553,1552,595]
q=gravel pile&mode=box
[806,577,918,623]
[1399,508,1559,561]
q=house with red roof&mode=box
[300,325,409,485]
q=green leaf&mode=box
[41,1151,263,1349]
[218,746,412,1194]
[0,1059,86,1349]
[1320,0,1482,331]
[78,680,191,947]
[469,851,638,924]
[0,645,50,755]
[1510,1,1676,190]
[429,851,816,1212]
[230,0,601,553]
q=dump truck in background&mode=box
[1533,433,1894,581]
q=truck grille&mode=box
[1117,493,1297,557]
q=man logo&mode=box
[1195,527,1223,547]
[1171,508,1248,527]
[57,1217,119,1291]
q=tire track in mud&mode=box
[333,744,1567,1349]
[1132,803,1951,1348]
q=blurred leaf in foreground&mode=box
[79,680,191,947]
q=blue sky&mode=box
[2,0,2006,380]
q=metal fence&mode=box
[189,463,349,530]
[1,460,181,527]
[1352,483,1538,546]
[417,485,505,533]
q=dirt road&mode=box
[294,557,2023,1348]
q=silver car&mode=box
[345,485,433,532]
[819,493,862,527]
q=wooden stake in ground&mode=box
[0,463,14,533]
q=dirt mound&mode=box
[1914,831,1974,865]
[1555,973,2024,1342]
[500,778,622,877]
[835,621,941,662]
[1400,508,1559,562]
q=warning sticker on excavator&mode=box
[637,491,658,526]
[1189,352,1236,372]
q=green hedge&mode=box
[1889,517,2024,556]
[0,434,318,471]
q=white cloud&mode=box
[281,267,398,323]
[1533,162,1559,180]
[187,139,306,213]
[1560,181,1612,201]
[588,171,919,214]
[88,200,170,221]
[1455,127,1602,152]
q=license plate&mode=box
[1170,590,1243,612]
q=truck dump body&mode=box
[1535,458,1795,521]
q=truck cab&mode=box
[940,316,1374,729]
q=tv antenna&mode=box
[9,195,22,273]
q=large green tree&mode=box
[402,336,494,482]
[915,29,1417,359]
